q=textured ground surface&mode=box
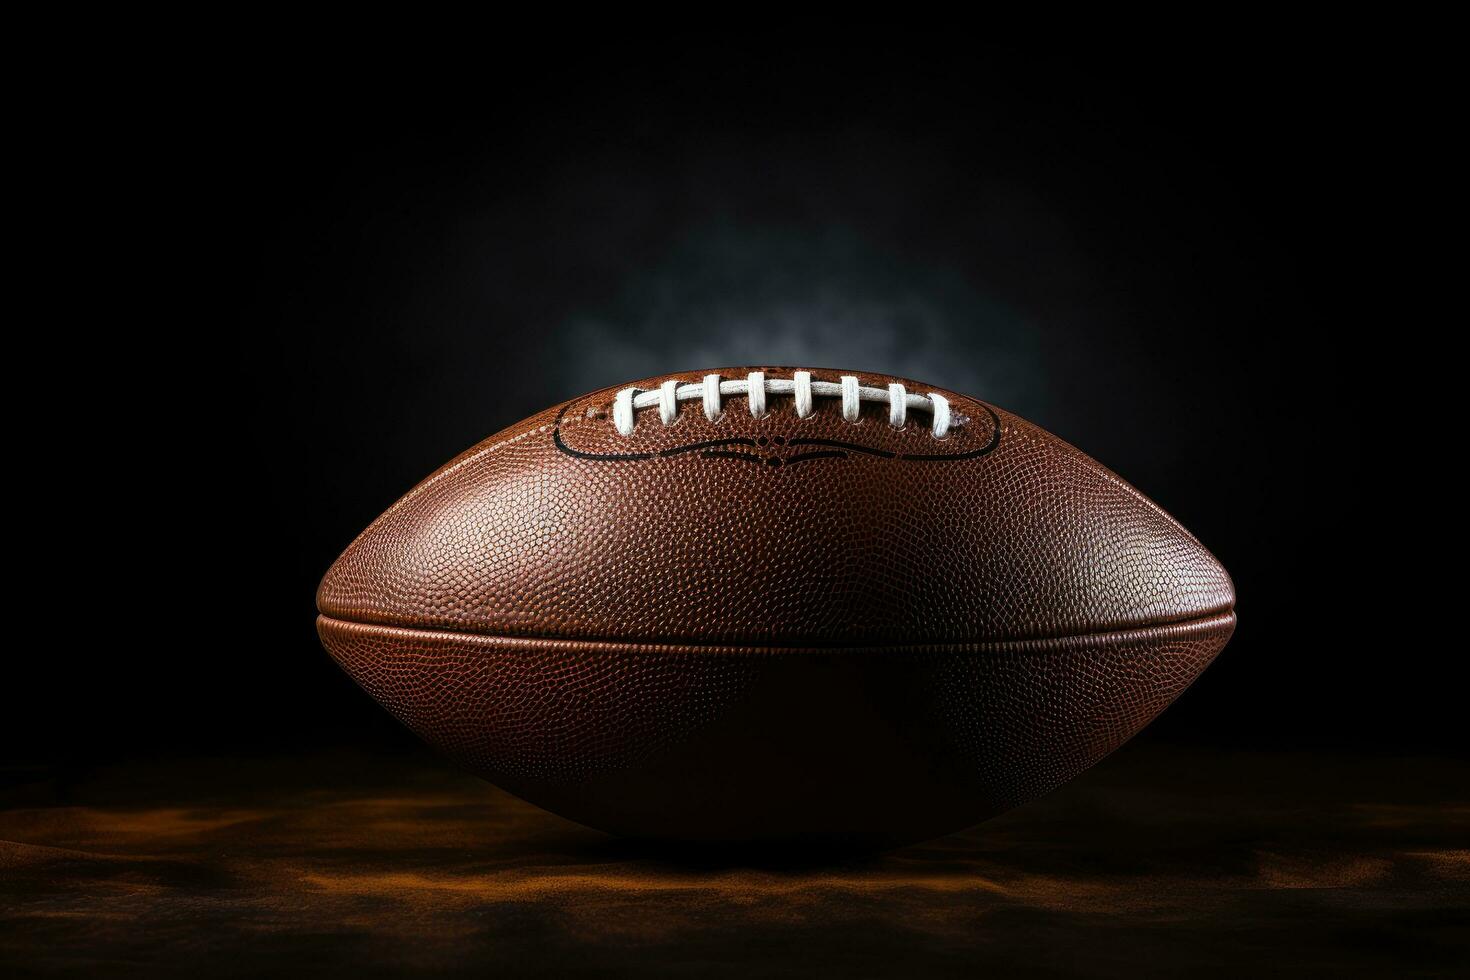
[2,745,1466,978]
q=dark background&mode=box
[11,42,1437,770]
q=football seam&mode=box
[315,608,1235,655]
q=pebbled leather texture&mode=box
[317,367,1236,845]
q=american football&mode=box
[317,367,1235,847]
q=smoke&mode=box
[555,223,1044,409]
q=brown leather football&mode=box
[318,368,1235,847]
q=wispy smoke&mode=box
[555,224,1044,409]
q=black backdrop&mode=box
[17,43,1432,768]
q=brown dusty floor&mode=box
[1,744,1466,978]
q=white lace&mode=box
[612,371,955,439]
